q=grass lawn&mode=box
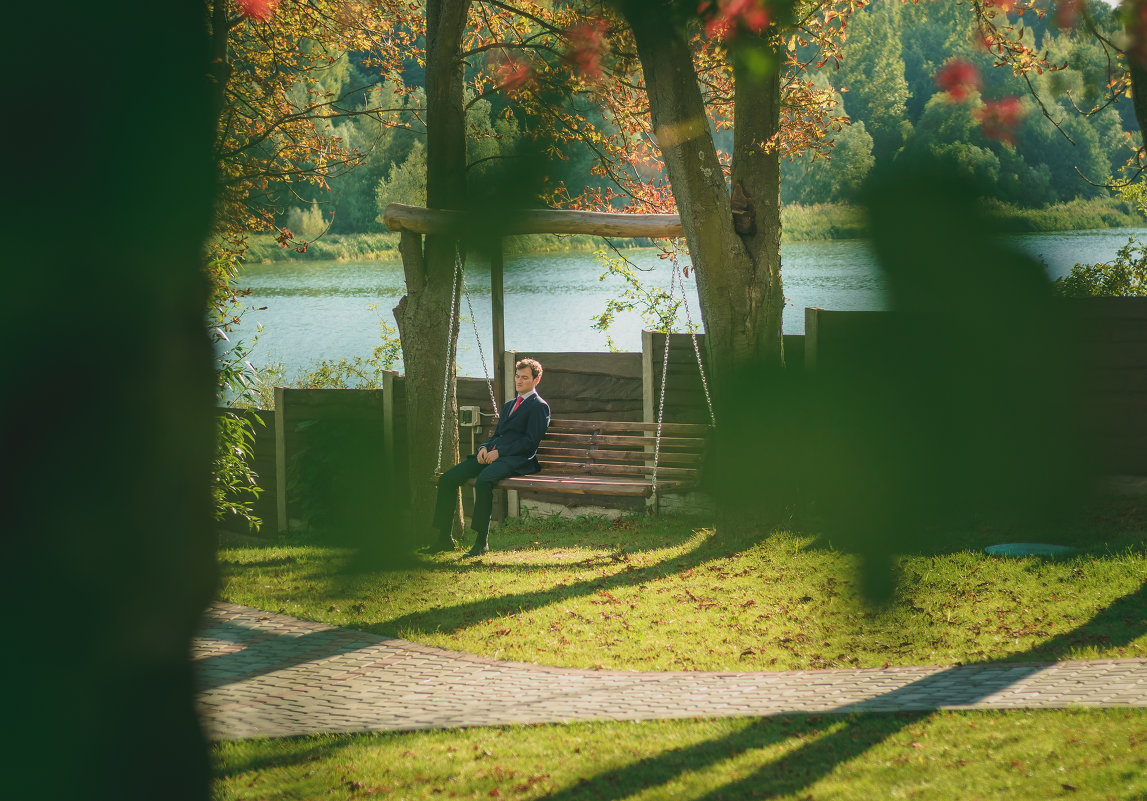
[217,501,1147,672]
[212,497,1147,799]
[212,710,1147,800]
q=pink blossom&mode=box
[704,0,771,41]
[935,59,982,103]
[1054,0,1082,29]
[237,0,277,22]
[976,96,1026,144]
[566,18,608,82]
[495,56,533,91]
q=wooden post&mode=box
[641,330,658,514]
[382,370,397,481]
[491,240,505,408]
[804,307,821,372]
[274,386,288,532]
[502,350,520,518]
[642,329,655,425]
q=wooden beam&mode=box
[385,203,685,238]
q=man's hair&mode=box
[516,358,543,379]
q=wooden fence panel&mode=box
[1067,298,1147,474]
[504,351,644,422]
[643,331,805,426]
[804,301,1147,476]
[274,387,392,532]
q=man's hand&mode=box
[476,446,489,464]
[485,446,499,463]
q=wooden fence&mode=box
[221,300,1147,534]
[1067,298,1147,474]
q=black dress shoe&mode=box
[425,536,457,553]
[462,541,489,558]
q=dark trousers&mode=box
[433,456,516,539]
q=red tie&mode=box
[511,396,522,415]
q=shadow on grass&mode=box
[531,579,1145,800]
[212,735,360,782]
[360,529,736,637]
[537,713,927,801]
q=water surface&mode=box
[235,227,1143,380]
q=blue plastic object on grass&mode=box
[984,543,1078,557]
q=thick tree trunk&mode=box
[1129,59,1147,156]
[393,0,471,536]
[621,5,785,541]
[7,3,217,799]
[621,5,784,391]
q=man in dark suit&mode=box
[431,358,550,557]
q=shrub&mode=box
[1054,236,1147,297]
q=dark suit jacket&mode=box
[478,393,551,475]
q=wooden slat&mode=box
[549,418,711,436]
[538,460,699,478]
[545,431,707,449]
[537,445,704,465]
[496,474,693,496]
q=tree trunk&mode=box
[7,3,217,798]
[621,5,785,391]
[1128,59,1147,156]
[393,0,471,535]
[621,6,785,540]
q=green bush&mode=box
[1054,235,1147,297]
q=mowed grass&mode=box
[216,500,1147,672]
[212,709,1147,801]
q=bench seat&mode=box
[472,418,711,501]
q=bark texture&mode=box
[1129,59,1147,158]
[393,0,471,533]
[621,3,785,391]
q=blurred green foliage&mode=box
[711,161,1091,604]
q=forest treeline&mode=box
[277,0,1142,241]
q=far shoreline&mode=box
[240,196,1142,264]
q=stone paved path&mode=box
[195,602,1147,741]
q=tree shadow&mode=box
[534,578,1144,800]
[360,529,736,636]
[195,617,386,691]
[211,734,362,782]
[537,712,925,801]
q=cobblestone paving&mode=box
[195,602,1147,741]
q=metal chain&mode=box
[435,247,463,475]
[460,266,499,418]
[651,259,676,494]
[672,246,716,427]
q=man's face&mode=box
[514,367,539,395]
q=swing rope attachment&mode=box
[435,244,501,477]
[651,246,715,494]
[460,264,499,419]
[434,246,463,476]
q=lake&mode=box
[235,228,1144,380]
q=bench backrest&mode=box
[536,418,711,485]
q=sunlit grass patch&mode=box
[210,709,1147,801]
[217,500,1147,672]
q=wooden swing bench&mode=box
[489,418,712,499]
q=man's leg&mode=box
[431,457,482,549]
[465,460,516,556]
